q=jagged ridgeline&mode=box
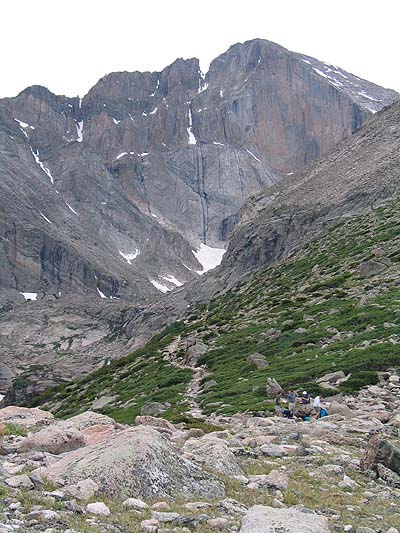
[34,196,400,422]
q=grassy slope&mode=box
[34,198,400,421]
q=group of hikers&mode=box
[274,390,328,421]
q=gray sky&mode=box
[2,0,399,98]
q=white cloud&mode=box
[1,0,399,98]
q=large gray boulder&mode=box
[183,435,243,476]
[316,371,345,384]
[35,426,225,499]
[18,426,85,455]
[57,411,118,431]
[0,406,54,428]
[239,505,330,532]
[247,353,268,369]
[266,378,284,399]
[361,432,400,477]
[327,400,355,418]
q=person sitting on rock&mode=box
[301,391,311,405]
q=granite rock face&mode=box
[0,39,396,304]
[210,98,400,289]
[35,426,226,500]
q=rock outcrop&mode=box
[36,426,225,499]
[239,505,330,533]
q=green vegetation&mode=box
[34,198,400,420]
[4,423,28,437]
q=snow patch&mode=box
[30,147,54,184]
[187,105,197,145]
[14,119,35,130]
[193,243,225,274]
[20,292,38,301]
[213,141,224,146]
[313,67,329,79]
[220,89,224,98]
[97,287,107,299]
[358,91,381,102]
[113,117,121,124]
[161,275,183,287]
[116,152,128,160]
[149,107,158,115]
[40,212,52,224]
[66,203,78,215]
[246,149,262,163]
[150,280,171,293]
[198,81,208,94]
[76,121,83,142]
[119,249,140,264]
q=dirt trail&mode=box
[163,336,210,417]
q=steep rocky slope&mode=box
[35,193,400,421]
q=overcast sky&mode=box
[2,0,399,98]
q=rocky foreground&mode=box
[0,372,399,532]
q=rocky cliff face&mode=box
[217,99,400,285]
[0,38,398,398]
[1,39,397,304]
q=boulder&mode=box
[135,416,176,432]
[0,406,54,428]
[123,497,148,510]
[247,353,268,369]
[248,471,289,491]
[239,505,329,532]
[203,380,218,390]
[183,435,243,476]
[18,426,85,455]
[316,371,345,384]
[140,402,168,416]
[266,378,284,398]
[80,423,117,445]
[91,395,117,410]
[327,400,355,418]
[87,502,111,516]
[64,479,99,501]
[58,411,118,431]
[260,443,286,458]
[389,412,400,429]
[5,474,34,489]
[361,432,400,476]
[35,426,225,500]
[262,470,289,490]
[185,340,208,366]
[359,259,390,277]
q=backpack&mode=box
[319,408,328,418]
